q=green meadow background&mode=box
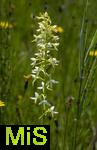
[1,0,97,149]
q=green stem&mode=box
[73,0,89,149]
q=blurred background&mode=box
[0,0,97,149]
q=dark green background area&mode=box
[0,0,97,149]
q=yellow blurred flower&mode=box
[0,21,13,29]
[54,26,64,33]
[89,51,97,56]
[0,100,5,107]
[23,74,32,81]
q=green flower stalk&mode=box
[30,12,59,118]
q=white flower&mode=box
[31,58,37,66]
[37,43,46,49]
[36,29,41,32]
[37,82,45,90]
[52,25,57,29]
[54,43,59,46]
[38,22,45,30]
[50,80,59,84]
[38,100,51,106]
[30,92,39,103]
[47,42,52,48]
[31,58,36,61]
[52,43,59,51]
[48,58,59,67]
[52,58,59,65]
[49,106,58,117]
[53,36,59,41]
[32,66,39,74]
[39,105,58,120]
[32,75,44,85]
[46,79,58,90]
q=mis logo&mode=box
[0,125,50,150]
